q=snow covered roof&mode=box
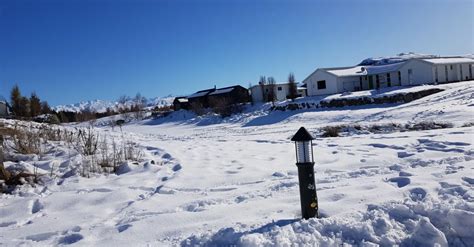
[358,52,436,66]
[366,62,405,75]
[326,66,367,77]
[324,62,405,77]
[187,89,216,99]
[421,57,474,65]
[175,98,188,103]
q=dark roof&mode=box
[196,88,216,93]
[291,127,314,141]
[188,88,216,98]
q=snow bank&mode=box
[183,194,472,246]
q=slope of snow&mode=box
[1,81,473,246]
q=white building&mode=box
[304,56,474,96]
[250,83,306,103]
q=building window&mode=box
[317,80,326,90]
[460,65,463,80]
[398,71,401,83]
[450,65,453,70]
[435,67,438,82]
[375,75,380,89]
[277,87,282,91]
[265,89,269,92]
[386,73,391,87]
[359,77,363,90]
[470,64,473,79]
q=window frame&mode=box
[317,80,326,90]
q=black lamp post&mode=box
[291,127,318,219]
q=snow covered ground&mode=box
[1,81,474,246]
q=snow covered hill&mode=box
[53,96,174,113]
[1,81,473,246]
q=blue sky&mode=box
[0,0,473,106]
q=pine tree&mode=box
[10,84,22,116]
[30,92,42,117]
[41,101,51,114]
[19,96,30,118]
[288,73,298,101]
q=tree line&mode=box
[10,85,52,119]
[7,85,169,123]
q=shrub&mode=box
[406,121,453,131]
[75,125,99,156]
[321,126,341,137]
[461,122,474,128]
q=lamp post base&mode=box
[296,162,319,219]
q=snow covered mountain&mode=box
[53,96,175,113]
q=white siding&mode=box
[338,76,361,92]
[305,70,339,96]
[460,63,472,81]
[275,84,290,101]
[399,60,434,85]
[250,86,264,103]
[250,83,291,102]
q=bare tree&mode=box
[259,76,266,103]
[267,76,276,105]
[288,73,298,101]
[133,93,147,120]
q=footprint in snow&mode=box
[25,232,57,242]
[409,187,427,201]
[31,199,44,214]
[117,224,132,233]
[172,164,182,172]
[162,153,172,160]
[397,151,415,158]
[462,177,474,185]
[57,233,83,245]
[387,177,411,188]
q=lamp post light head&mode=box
[291,127,315,164]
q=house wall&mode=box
[338,76,361,92]
[459,63,473,81]
[275,84,290,101]
[399,60,434,86]
[0,103,8,117]
[251,84,293,102]
[305,70,338,96]
[250,86,264,103]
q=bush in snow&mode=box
[321,126,341,137]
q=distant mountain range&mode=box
[53,96,175,113]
